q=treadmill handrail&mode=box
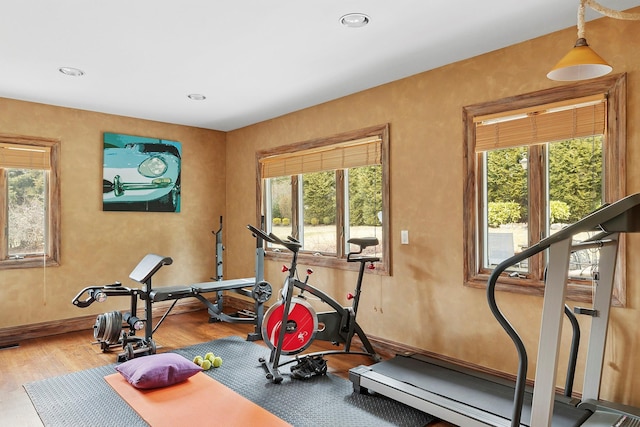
[486,192,640,427]
[488,248,536,427]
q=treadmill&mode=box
[349,193,640,426]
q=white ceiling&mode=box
[2,1,639,132]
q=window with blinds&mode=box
[462,74,626,305]
[474,95,606,152]
[0,136,60,269]
[260,136,382,178]
[0,142,52,169]
[256,124,389,273]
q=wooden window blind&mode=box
[0,142,51,169]
[474,95,606,152]
[260,136,382,178]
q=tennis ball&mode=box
[204,352,215,361]
[193,355,203,366]
[212,356,223,368]
[201,359,212,370]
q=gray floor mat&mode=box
[24,336,434,427]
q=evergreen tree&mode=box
[349,165,382,226]
[487,147,527,222]
[303,171,336,224]
[485,136,602,226]
[549,137,602,222]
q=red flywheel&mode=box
[262,297,318,355]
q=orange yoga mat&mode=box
[105,372,292,427]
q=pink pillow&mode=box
[115,353,202,389]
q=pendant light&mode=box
[547,0,640,81]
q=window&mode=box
[0,134,60,269]
[257,124,389,273]
[463,75,626,305]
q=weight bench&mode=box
[72,253,270,361]
[146,276,272,337]
[72,221,270,361]
[150,277,258,304]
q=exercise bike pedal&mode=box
[290,355,328,380]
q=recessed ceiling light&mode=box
[340,13,370,28]
[188,94,206,101]
[58,67,85,77]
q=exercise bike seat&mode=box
[348,237,378,248]
[347,237,380,263]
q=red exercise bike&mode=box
[247,225,381,384]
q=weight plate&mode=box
[262,297,318,355]
[93,314,106,341]
[125,343,134,361]
[112,311,123,344]
[252,281,272,303]
[104,311,122,345]
[148,339,157,355]
[103,312,113,344]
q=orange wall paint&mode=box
[224,15,640,406]
[0,100,226,327]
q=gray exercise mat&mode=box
[24,336,434,426]
[24,363,146,427]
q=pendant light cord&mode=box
[579,0,640,39]
[584,0,640,21]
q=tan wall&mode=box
[224,15,640,405]
[0,99,226,327]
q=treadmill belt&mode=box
[368,355,592,427]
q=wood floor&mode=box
[0,310,455,427]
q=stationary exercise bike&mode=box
[247,225,381,384]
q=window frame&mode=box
[256,124,390,274]
[463,74,626,305]
[0,134,60,270]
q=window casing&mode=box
[0,134,60,269]
[257,124,390,273]
[463,75,626,305]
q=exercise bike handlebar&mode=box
[248,224,380,264]
[247,224,301,253]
